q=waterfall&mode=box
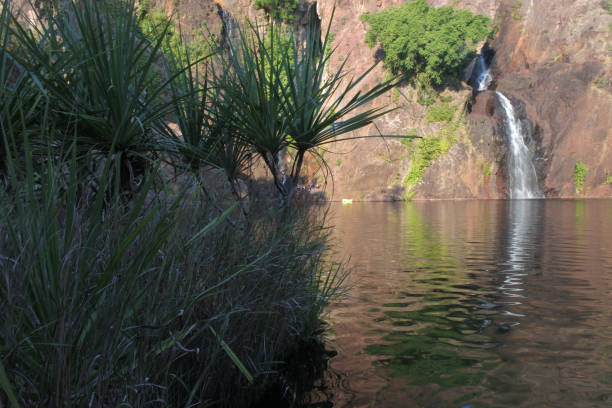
[496,92,542,199]
[475,56,492,91]
[220,10,236,43]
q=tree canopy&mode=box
[361,0,492,86]
[254,0,299,22]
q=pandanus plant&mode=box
[280,11,400,201]
[211,25,289,198]
[6,0,176,196]
[164,43,252,198]
[213,11,401,204]
[0,0,45,181]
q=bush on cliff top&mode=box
[254,0,299,22]
[361,0,492,86]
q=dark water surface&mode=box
[317,200,612,408]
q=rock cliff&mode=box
[486,0,612,198]
[313,0,612,199]
[10,0,611,199]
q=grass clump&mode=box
[0,162,343,406]
[602,0,612,14]
[593,73,609,89]
[402,137,444,189]
[512,0,523,21]
[604,170,612,185]
[402,120,461,195]
[392,88,400,103]
[477,160,492,177]
[401,129,419,148]
[425,103,457,123]
[574,160,589,193]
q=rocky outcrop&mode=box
[485,0,612,197]
[308,0,506,200]
[9,0,609,199]
[315,0,612,199]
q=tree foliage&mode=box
[361,0,492,86]
[254,0,299,22]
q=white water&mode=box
[496,92,542,199]
[220,10,236,41]
[475,56,492,91]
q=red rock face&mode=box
[489,0,612,198]
[305,0,507,200]
[315,0,612,199]
[9,0,610,199]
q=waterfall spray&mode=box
[475,56,492,91]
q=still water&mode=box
[318,200,612,408]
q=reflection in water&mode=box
[495,200,543,326]
[316,200,612,408]
[362,203,499,393]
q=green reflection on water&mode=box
[364,203,499,393]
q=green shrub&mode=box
[602,0,612,14]
[425,103,457,123]
[361,0,492,85]
[604,170,612,185]
[594,74,609,89]
[478,160,492,177]
[254,0,299,22]
[417,80,437,106]
[574,160,589,192]
[138,6,215,62]
[139,7,183,56]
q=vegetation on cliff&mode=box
[402,112,465,198]
[137,0,214,63]
[574,160,589,194]
[0,0,400,405]
[361,0,492,87]
[254,0,299,22]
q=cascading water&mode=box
[220,10,236,43]
[475,56,492,91]
[471,54,542,198]
[496,92,542,199]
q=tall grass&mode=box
[0,151,342,406]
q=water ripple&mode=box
[315,200,612,408]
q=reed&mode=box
[0,138,343,407]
